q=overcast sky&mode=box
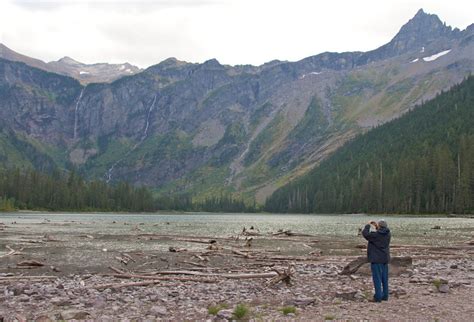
[0,0,473,68]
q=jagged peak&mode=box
[398,9,448,33]
[414,8,426,17]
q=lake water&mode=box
[1,212,473,247]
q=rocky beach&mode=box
[0,213,473,321]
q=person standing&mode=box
[362,220,391,302]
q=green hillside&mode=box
[265,76,474,214]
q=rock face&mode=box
[0,9,473,200]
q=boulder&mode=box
[59,310,90,320]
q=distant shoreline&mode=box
[0,210,471,219]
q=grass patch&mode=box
[208,303,228,315]
[432,278,443,289]
[233,303,249,320]
[324,314,336,320]
[280,305,296,315]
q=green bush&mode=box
[280,305,296,315]
[208,303,227,315]
[233,303,249,319]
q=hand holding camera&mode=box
[369,221,379,229]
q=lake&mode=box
[1,212,473,247]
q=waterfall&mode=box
[105,95,157,183]
[73,88,85,140]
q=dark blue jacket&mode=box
[362,224,391,264]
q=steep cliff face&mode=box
[0,10,473,202]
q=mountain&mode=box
[0,43,141,83]
[0,9,473,204]
[265,76,474,214]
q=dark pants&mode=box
[371,263,389,301]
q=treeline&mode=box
[0,167,257,213]
[0,168,154,212]
[266,76,474,214]
[156,194,258,213]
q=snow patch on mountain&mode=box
[423,49,451,62]
[300,71,322,79]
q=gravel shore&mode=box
[0,217,473,321]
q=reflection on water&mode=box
[1,212,473,246]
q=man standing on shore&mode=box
[362,220,391,302]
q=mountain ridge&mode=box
[0,9,472,204]
[0,44,142,84]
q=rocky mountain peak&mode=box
[57,56,82,65]
[201,58,223,68]
[390,9,453,50]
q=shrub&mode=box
[233,303,249,319]
[207,303,227,315]
[280,305,296,315]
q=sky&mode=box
[0,0,473,68]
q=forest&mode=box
[265,76,474,214]
[0,168,255,213]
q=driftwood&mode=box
[93,275,217,290]
[340,256,413,275]
[0,275,57,281]
[115,256,130,265]
[17,260,45,267]
[266,264,296,286]
[43,234,60,242]
[0,276,57,283]
[109,266,126,274]
[182,260,206,268]
[107,270,279,280]
[0,245,24,258]
[194,254,208,261]
[272,230,316,237]
[169,247,187,253]
[232,249,254,259]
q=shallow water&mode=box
[1,212,473,246]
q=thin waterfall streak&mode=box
[73,88,85,140]
[142,95,157,141]
[105,95,157,183]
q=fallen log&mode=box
[0,276,56,281]
[93,276,216,290]
[169,247,187,253]
[17,260,45,267]
[181,260,206,268]
[340,256,413,276]
[232,249,254,259]
[108,266,126,274]
[107,270,279,280]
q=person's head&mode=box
[377,219,387,229]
